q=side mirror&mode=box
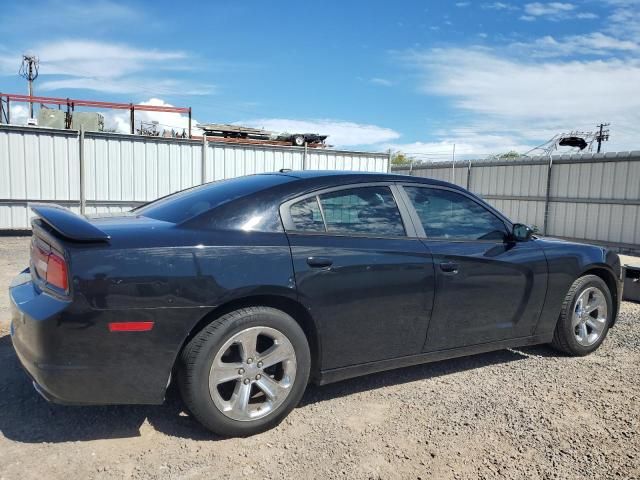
[512,223,535,241]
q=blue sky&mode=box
[1,0,639,158]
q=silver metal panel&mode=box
[412,165,467,187]
[85,135,202,204]
[0,127,80,229]
[203,143,387,183]
[205,143,305,182]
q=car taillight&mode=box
[31,238,69,292]
[47,252,69,291]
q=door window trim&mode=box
[397,183,513,242]
[280,182,419,239]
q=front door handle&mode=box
[439,261,459,274]
[307,257,333,268]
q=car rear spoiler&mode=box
[29,203,110,242]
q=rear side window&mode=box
[289,186,406,237]
[290,197,325,232]
[404,186,507,240]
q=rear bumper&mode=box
[10,272,81,404]
[9,273,111,405]
[9,270,171,405]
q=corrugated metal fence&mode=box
[394,152,640,254]
[0,125,389,229]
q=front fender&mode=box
[535,238,622,336]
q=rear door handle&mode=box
[439,261,459,274]
[307,257,333,268]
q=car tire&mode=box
[178,306,310,437]
[551,275,612,356]
[292,135,305,147]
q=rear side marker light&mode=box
[108,321,155,332]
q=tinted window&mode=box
[318,186,405,236]
[136,174,293,223]
[405,186,506,240]
[290,197,325,232]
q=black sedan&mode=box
[9,171,622,436]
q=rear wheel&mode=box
[179,307,310,436]
[551,275,612,356]
[292,135,305,147]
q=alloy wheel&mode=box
[572,287,608,347]
[209,326,297,421]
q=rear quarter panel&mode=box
[53,228,296,403]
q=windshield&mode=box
[135,174,293,223]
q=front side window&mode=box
[404,186,507,241]
[288,186,406,237]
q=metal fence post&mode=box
[542,156,553,235]
[303,142,308,170]
[79,127,86,215]
[387,149,392,173]
[466,159,472,191]
[201,134,207,184]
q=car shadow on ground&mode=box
[0,334,556,444]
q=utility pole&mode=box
[451,143,456,183]
[19,54,39,119]
[595,123,610,153]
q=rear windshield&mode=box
[135,174,293,223]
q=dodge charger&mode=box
[9,171,622,436]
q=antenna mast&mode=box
[19,54,39,119]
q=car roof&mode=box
[265,169,458,188]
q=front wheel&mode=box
[178,307,310,436]
[551,275,612,356]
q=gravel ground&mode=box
[1,236,639,480]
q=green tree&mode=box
[391,152,413,167]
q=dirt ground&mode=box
[0,235,639,480]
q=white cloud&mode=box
[511,33,639,57]
[482,2,518,10]
[606,1,640,42]
[393,0,640,155]
[6,104,29,125]
[385,135,535,159]
[576,12,599,19]
[39,77,214,96]
[36,40,185,78]
[103,98,202,136]
[370,77,393,87]
[239,119,401,147]
[524,2,575,16]
[401,48,640,151]
[455,2,470,6]
[521,2,598,21]
[0,40,212,96]
[0,0,139,33]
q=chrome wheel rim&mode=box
[572,287,608,347]
[209,326,297,422]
